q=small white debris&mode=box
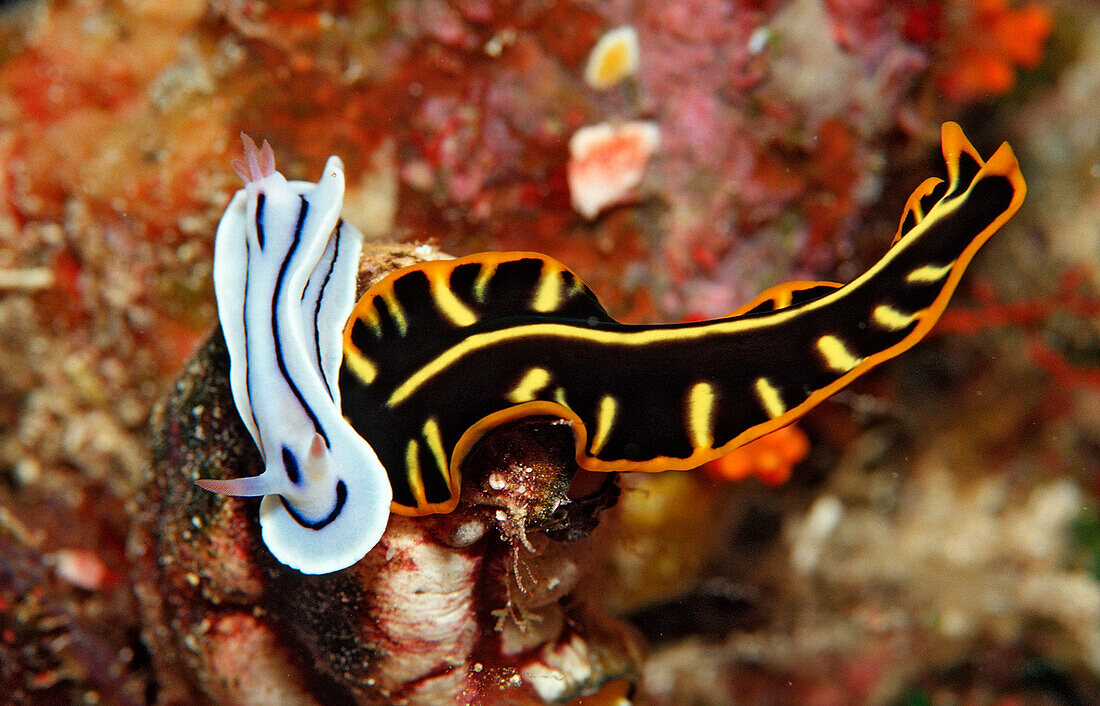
[748,26,773,55]
[584,26,640,90]
[790,495,844,574]
[484,28,517,57]
[447,517,489,547]
[0,267,55,290]
[53,549,111,591]
[412,244,439,259]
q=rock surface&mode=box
[130,243,639,705]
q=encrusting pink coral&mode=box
[567,121,660,220]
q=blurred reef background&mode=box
[0,0,1098,703]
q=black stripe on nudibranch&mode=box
[255,192,266,249]
[311,220,342,400]
[483,258,547,308]
[271,195,329,447]
[391,269,447,332]
[282,446,301,484]
[954,151,982,193]
[900,208,918,238]
[280,479,348,530]
[241,238,262,444]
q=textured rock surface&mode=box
[130,243,639,705]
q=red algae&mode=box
[936,0,1052,102]
[934,266,1100,391]
[705,424,810,487]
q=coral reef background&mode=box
[0,0,1096,703]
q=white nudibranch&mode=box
[196,135,392,574]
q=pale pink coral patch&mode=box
[53,549,111,591]
[567,121,660,220]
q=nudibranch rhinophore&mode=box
[200,123,1025,576]
[196,135,391,575]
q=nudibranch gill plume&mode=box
[199,123,1025,576]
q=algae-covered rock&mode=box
[130,243,639,705]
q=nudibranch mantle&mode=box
[198,136,392,575]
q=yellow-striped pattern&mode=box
[343,346,377,385]
[430,272,478,327]
[508,367,552,403]
[532,266,563,313]
[754,378,786,419]
[687,382,716,449]
[590,395,618,455]
[906,261,955,283]
[338,122,1026,518]
[473,262,496,304]
[815,335,862,373]
[872,304,919,331]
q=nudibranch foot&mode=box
[194,475,275,497]
[203,137,392,574]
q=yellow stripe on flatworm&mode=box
[532,266,562,313]
[359,303,381,334]
[872,304,919,331]
[380,290,407,335]
[406,438,426,507]
[687,382,716,449]
[387,316,825,406]
[590,395,617,456]
[473,262,496,304]
[754,377,786,419]
[422,418,449,488]
[385,240,953,407]
[906,262,954,283]
[507,367,552,404]
[816,334,863,373]
[431,273,478,327]
[553,387,568,407]
[343,346,378,385]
